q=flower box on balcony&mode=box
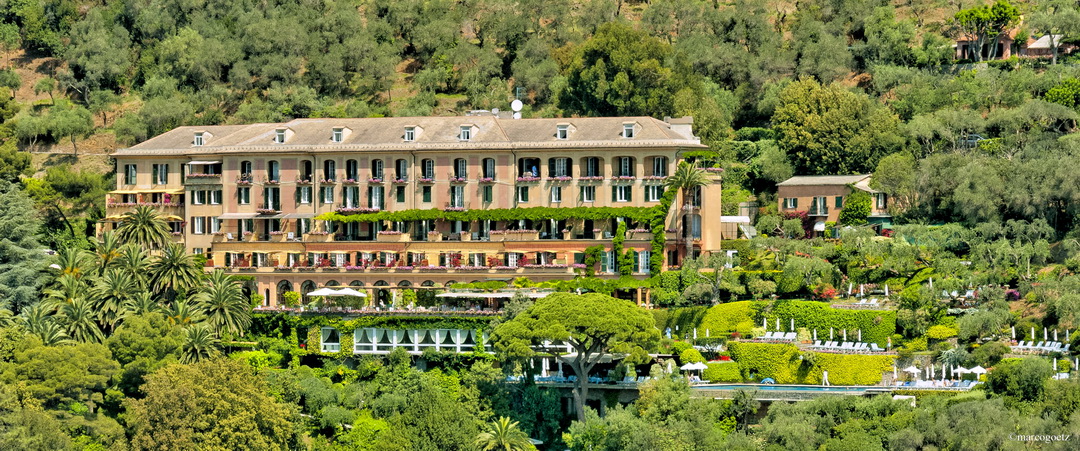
[478,177,495,183]
[642,176,667,182]
[264,179,280,185]
[297,267,316,272]
[320,179,337,184]
[516,176,541,182]
[296,179,313,185]
[236,179,253,186]
[365,178,382,184]
[449,176,468,184]
[392,178,408,184]
[418,177,434,184]
[274,266,293,272]
[613,176,637,182]
[376,232,410,242]
[444,206,466,212]
[548,176,573,182]
[187,173,220,178]
[417,265,448,271]
[256,208,280,215]
[523,264,568,269]
[336,206,381,215]
[578,176,604,182]
[427,231,443,241]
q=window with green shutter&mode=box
[422,186,431,203]
[835,196,843,208]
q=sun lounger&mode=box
[1063,344,1071,353]
[840,342,854,352]
[870,343,883,352]
[812,340,822,348]
[783,332,796,341]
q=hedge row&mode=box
[703,362,742,382]
[727,342,896,385]
[764,300,896,345]
[698,302,756,337]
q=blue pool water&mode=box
[694,384,873,392]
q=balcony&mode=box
[376,231,411,242]
[236,174,254,186]
[336,205,381,215]
[444,201,468,212]
[185,173,222,184]
[256,204,281,215]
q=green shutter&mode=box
[793,198,798,209]
[611,186,617,202]
[835,196,843,208]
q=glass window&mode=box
[422,159,434,179]
[483,185,492,203]
[645,185,663,202]
[332,128,343,143]
[404,127,416,141]
[210,190,221,205]
[454,158,467,178]
[395,159,408,180]
[238,187,250,204]
[124,164,137,185]
[274,129,286,143]
[551,186,562,203]
[615,185,630,202]
[322,186,335,204]
[299,186,311,204]
[210,217,221,234]
[268,160,279,181]
[450,185,464,208]
[652,157,667,177]
[422,186,432,203]
[517,186,529,203]
[557,125,568,139]
[193,132,204,146]
[396,186,405,202]
[582,186,595,202]
[192,216,205,234]
[622,124,634,138]
[324,160,337,181]
[369,186,384,210]
[460,126,471,140]
[192,190,206,205]
[482,158,495,179]
[152,164,168,184]
[372,160,384,179]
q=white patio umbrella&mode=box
[848,283,853,296]
[930,365,934,379]
[1045,327,1049,341]
[334,287,367,297]
[970,366,987,377]
[830,328,834,340]
[1012,326,1016,340]
[813,329,818,341]
[691,362,709,371]
[884,284,889,297]
[903,366,920,377]
[1054,329,1059,341]
[679,362,699,371]
[790,318,795,331]
[306,287,339,296]
[776,318,780,330]
[859,285,864,297]
[1054,359,1058,372]
[858,329,862,342]
[843,329,847,341]
[893,365,897,379]
[542,357,549,377]
[763,317,767,329]
[929,277,933,289]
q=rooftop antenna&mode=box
[511,99,523,120]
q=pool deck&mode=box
[692,383,895,401]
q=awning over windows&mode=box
[109,188,185,195]
[813,222,826,232]
[218,213,259,219]
[283,213,316,219]
[186,160,221,165]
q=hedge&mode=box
[255,313,492,358]
[703,362,742,382]
[727,342,896,385]
[761,300,896,346]
[698,301,756,337]
[652,306,710,337]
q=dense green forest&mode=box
[5,0,1080,450]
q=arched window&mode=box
[614,157,634,177]
[398,280,412,287]
[345,159,358,181]
[582,157,601,177]
[301,280,316,303]
[395,159,408,181]
[548,157,572,178]
[268,160,280,182]
[240,160,253,178]
[421,280,435,287]
[454,158,467,178]
[482,158,495,179]
[324,160,336,181]
[421,159,434,179]
[301,160,313,181]
[277,280,293,306]
[326,280,340,288]
[371,159,384,179]
[651,156,668,177]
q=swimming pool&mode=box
[694,384,875,393]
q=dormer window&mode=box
[331,128,343,143]
[274,129,286,143]
[460,125,472,141]
[622,123,635,139]
[193,132,205,146]
[404,127,416,141]
[557,124,569,140]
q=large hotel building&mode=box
[102,114,722,306]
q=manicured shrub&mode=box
[727,342,896,385]
[699,301,756,336]
[679,348,705,364]
[703,362,742,382]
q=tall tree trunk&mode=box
[572,359,588,421]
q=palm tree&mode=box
[180,324,220,364]
[52,246,92,279]
[0,308,14,328]
[165,298,202,327]
[116,244,151,289]
[126,292,160,315]
[21,304,73,346]
[664,161,711,264]
[44,273,90,308]
[58,297,104,343]
[89,269,136,333]
[116,205,172,250]
[193,270,252,337]
[149,243,202,301]
[475,417,534,451]
[91,231,124,274]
